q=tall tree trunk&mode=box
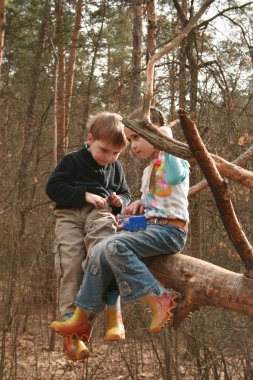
[146,0,156,63]
[146,0,156,106]
[65,0,84,138]
[54,0,66,160]
[131,0,143,110]
[81,2,106,140]
[4,0,50,337]
[0,0,7,80]
[168,51,177,117]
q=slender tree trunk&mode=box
[146,0,156,106]
[54,0,66,160]
[0,0,7,80]
[131,0,143,110]
[168,51,177,117]
[146,0,156,63]
[65,0,84,138]
[81,2,106,140]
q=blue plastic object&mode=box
[120,215,147,231]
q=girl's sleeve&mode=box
[164,153,189,185]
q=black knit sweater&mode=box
[46,143,131,214]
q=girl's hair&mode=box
[87,112,128,147]
[129,107,166,127]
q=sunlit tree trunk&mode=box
[0,0,7,80]
[131,0,143,110]
[65,0,84,139]
[146,0,156,106]
[81,2,106,141]
[168,51,177,117]
[54,0,66,160]
[146,0,156,63]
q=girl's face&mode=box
[125,127,156,160]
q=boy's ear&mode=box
[87,133,93,145]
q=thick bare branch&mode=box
[122,117,253,190]
[179,109,253,277]
[189,144,253,196]
[145,254,253,328]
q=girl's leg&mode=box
[103,224,186,302]
[101,224,185,332]
[51,224,186,337]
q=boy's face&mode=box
[87,133,124,166]
[124,127,155,160]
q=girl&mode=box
[50,107,189,345]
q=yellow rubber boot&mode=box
[104,290,125,341]
[50,307,96,340]
[63,337,92,361]
[141,287,180,333]
[104,306,125,341]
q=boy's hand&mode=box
[108,192,123,208]
[85,192,107,209]
[124,199,144,215]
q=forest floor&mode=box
[2,305,247,379]
[2,330,184,380]
[1,307,192,380]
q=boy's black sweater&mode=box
[46,143,131,215]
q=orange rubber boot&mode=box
[141,287,180,333]
[63,337,92,361]
[104,306,125,341]
[50,307,96,340]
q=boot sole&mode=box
[104,332,126,341]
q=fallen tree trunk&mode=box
[145,254,253,328]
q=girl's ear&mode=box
[87,133,93,145]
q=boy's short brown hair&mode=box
[87,112,127,147]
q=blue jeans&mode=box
[75,223,187,313]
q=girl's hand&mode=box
[85,192,107,209]
[124,199,144,215]
[108,192,123,208]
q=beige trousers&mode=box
[53,204,117,317]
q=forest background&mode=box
[0,0,253,379]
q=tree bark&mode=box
[81,3,106,140]
[54,0,66,160]
[189,144,253,196]
[65,0,84,138]
[0,0,7,80]
[145,253,253,328]
[131,0,143,110]
[179,109,253,276]
[143,0,215,117]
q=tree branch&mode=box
[189,144,253,196]
[142,0,215,118]
[122,117,253,190]
[178,109,253,277]
[145,254,253,328]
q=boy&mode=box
[46,112,130,360]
